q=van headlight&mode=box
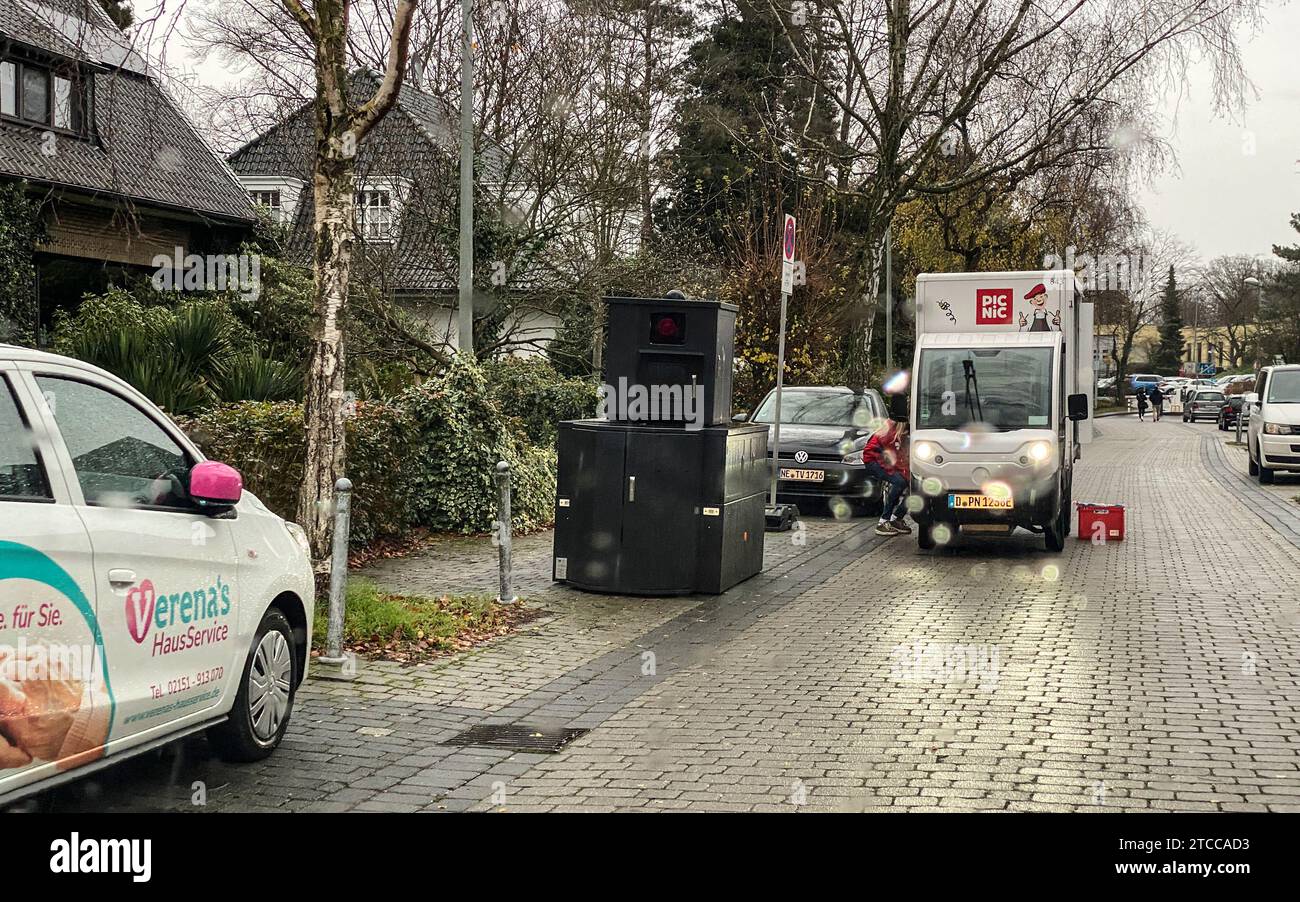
[1264,423,1299,435]
[914,441,935,461]
[1028,441,1052,462]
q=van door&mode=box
[25,370,241,749]
[0,367,111,799]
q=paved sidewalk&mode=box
[39,417,1300,812]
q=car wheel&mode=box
[1248,445,1258,475]
[1260,459,1275,484]
[917,525,936,550]
[207,608,297,762]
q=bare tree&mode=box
[772,0,1256,382]
[1200,254,1274,368]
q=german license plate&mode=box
[780,468,825,482]
[948,493,1013,510]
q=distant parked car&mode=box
[1224,374,1256,395]
[1097,376,1116,391]
[741,386,888,514]
[1218,395,1250,431]
[1183,389,1226,422]
[1180,378,1215,402]
[1129,373,1162,392]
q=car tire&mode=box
[207,607,297,763]
[1260,460,1275,484]
[917,525,936,550]
[1248,446,1258,476]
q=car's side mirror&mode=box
[1067,393,1089,421]
[732,412,749,422]
[190,460,243,514]
[887,393,910,423]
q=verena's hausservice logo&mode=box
[125,580,156,644]
[975,288,1013,325]
[122,577,233,656]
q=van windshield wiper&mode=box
[961,358,984,422]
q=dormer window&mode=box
[249,189,284,222]
[0,57,86,135]
[357,188,393,241]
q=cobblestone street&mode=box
[40,417,1300,812]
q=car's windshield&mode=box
[1195,391,1224,402]
[1266,370,1300,403]
[752,391,878,427]
[917,347,1053,430]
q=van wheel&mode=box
[208,608,297,762]
[1259,459,1275,484]
[1044,504,1067,553]
[1248,447,1258,475]
[917,526,936,550]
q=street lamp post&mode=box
[457,0,475,355]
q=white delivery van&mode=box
[0,346,315,806]
[905,271,1094,550]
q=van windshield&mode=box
[917,347,1054,430]
[1266,370,1300,403]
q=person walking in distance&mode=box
[1136,387,1148,422]
[863,418,911,535]
[1149,383,1166,422]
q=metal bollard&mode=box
[319,477,353,666]
[495,461,517,603]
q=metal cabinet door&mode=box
[554,424,627,590]
[619,430,702,594]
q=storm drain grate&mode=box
[446,723,589,753]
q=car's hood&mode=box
[764,423,873,452]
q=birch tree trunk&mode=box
[298,129,357,561]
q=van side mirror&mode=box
[1067,393,1089,421]
[887,393,910,423]
[1242,392,1259,407]
[732,411,749,422]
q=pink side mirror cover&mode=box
[191,460,243,505]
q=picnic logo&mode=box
[975,288,1013,325]
[49,833,152,883]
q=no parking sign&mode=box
[781,214,796,295]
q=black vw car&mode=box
[737,386,888,515]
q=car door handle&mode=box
[107,569,137,588]
[627,475,636,502]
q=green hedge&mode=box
[178,356,557,546]
[482,357,600,446]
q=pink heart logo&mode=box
[125,580,156,644]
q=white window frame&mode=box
[236,176,305,225]
[355,178,411,244]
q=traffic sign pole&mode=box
[771,215,796,507]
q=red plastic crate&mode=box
[1077,502,1125,541]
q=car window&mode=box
[0,376,52,502]
[35,376,194,509]
[1195,392,1224,402]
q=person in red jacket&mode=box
[862,418,911,536]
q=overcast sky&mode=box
[135,1,1300,264]
[1139,2,1300,262]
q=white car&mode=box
[1246,364,1300,484]
[0,346,314,806]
